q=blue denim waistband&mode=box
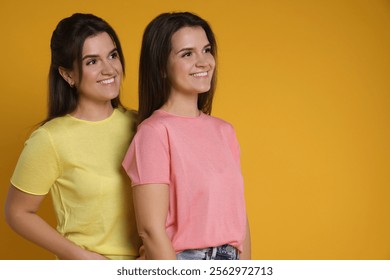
[177,244,239,260]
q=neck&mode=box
[71,102,115,121]
[161,93,200,117]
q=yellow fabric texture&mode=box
[11,108,141,259]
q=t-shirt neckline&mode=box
[66,108,117,124]
[155,109,205,119]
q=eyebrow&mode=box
[82,47,118,61]
[175,44,211,54]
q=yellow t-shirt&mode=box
[11,109,141,259]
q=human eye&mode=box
[181,51,192,58]
[86,59,97,66]
[109,51,119,60]
[204,47,212,53]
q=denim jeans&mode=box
[176,244,239,260]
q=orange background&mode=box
[0,0,389,259]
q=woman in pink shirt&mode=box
[123,12,251,260]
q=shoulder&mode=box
[133,112,171,142]
[20,125,57,157]
[117,107,137,119]
[36,116,78,142]
[204,114,240,145]
[115,107,137,129]
[35,117,68,138]
[28,126,51,141]
[113,107,137,124]
[40,115,67,129]
[204,114,235,132]
[137,111,168,130]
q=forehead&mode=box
[171,26,209,49]
[82,32,116,54]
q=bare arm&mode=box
[4,185,107,260]
[240,216,252,260]
[132,184,177,260]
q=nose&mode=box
[101,59,115,75]
[195,58,208,68]
[195,53,214,69]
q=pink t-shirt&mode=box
[122,109,246,253]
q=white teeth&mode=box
[100,78,114,84]
[191,72,208,77]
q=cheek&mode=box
[209,56,216,68]
[207,57,216,75]
[166,62,183,81]
[113,61,124,74]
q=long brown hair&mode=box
[138,12,217,124]
[43,13,125,125]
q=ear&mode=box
[58,67,75,88]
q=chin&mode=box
[198,87,211,93]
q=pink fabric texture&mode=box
[123,110,246,253]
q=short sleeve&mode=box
[11,127,61,195]
[122,123,170,186]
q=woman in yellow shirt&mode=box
[4,13,141,259]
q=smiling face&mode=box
[67,32,123,110]
[166,26,215,99]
